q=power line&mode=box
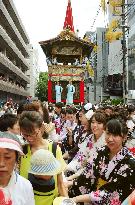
[90,4,102,30]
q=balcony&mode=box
[3,0,29,44]
[0,52,30,83]
[0,79,29,96]
[0,25,29,69]
[1,1,29,57]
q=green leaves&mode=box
[35,72,48,102]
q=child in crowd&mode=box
[28,149,67,205]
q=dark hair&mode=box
[15,151,19,162]
[106,119,128,137]
[107,109,128,124]
[19,111,43,133]
[23,101,50,124]
[0,114,18,131]
[91,112,107,126]
[66,109,73,115]
[76,112,81,126]
[104,105,113,111]
[78,107,86,115]
[72,107,77,114]
[55,102,63,109]
[41,104,50,124]
[61,108,66,115]
[17,100,26,115]
[23,102,39,112]
[127,105,135,114]
[48,106,54,112]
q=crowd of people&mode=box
[0,99,135,205]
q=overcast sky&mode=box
[13,0,105,71]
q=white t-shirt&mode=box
[5,171,35,205]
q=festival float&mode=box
[39,0,94,104]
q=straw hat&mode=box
[53,197,76,205]
[0,131,24,155]
[29,149,61,176]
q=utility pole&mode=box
[94,51,97,102]
[121,0,128,104]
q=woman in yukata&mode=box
[69,118,135,205]
[66,111,107,180]
[63,109,92,164]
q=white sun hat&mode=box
[84,103,92,111]
[0,131,24,155]
[85,110,94,120]
[29,149,61,176]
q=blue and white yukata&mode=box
[66,84,75,105]
[55,85,63,103]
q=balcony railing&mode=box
[0,25,29,69]
[8,0,30,44]
[0,52,30,83]
[1,1,29,56]
[0,80,29,96]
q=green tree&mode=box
[111,98,124,105]
[35,72,48,102]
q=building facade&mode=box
[0,0,30,103]
[104,3,123,99]
[106,0,135,103]
[85,28,109,104]
[27,45,39,97]
[85,1,135,104]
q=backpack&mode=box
[23,141,57,158]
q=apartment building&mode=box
[85,28,109,104]
[0,0,30,102]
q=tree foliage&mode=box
[111,98,124,105]
[35,72,48,102]
[102,98,124,105]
